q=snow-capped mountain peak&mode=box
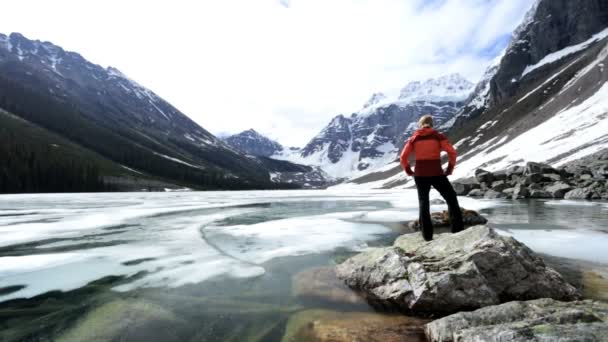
[398,73,474,103]
[362,92,387,109]
[273,74,474,180]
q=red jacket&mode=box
[399,127,457,177]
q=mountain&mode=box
[0,32,297,191]
[223,129,284,157]
[339,0,608,189]
[223,129,333,188]
[273,74,474,180]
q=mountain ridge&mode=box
[0,32,297,191]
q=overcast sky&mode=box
[1,0,533,146]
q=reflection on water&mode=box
[0,191,606,341]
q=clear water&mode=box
[0,190,606,341]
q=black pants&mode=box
[414,176,464,241]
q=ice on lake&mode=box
[0,190,607,302]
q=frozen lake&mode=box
[0,190,607,341]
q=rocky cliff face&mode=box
[341,0,608,189]
[449,0,608,128]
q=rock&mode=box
[580,174,593,181]
[282,309,429,342]
[430,198,446,205]
[490,180,508,192]
[493,170,508,181]
[475,169,494,184]
[502,188,515,196]
[462,209,489,226]
[523,173,543,185]
[542,173,562,182]
[545,182,574,199]
[527,182,542,190]
[425,299,608,342]
[512,184,529,199]
[58,300,186,342]
[467,189,484,197]
[336,226,580,315]
[292,267,365,305]
[565,188,594,200]
[506,165,524,176]
[484,189,507,199]
[452,183,471,196]
[583,271,608,302]
[529,189,552,198]
[525,162,556,175]
[407,209,488,230]
[557,167,574,179]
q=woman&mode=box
[399,115,464,241]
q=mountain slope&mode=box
[339,0,608,189]
[223,129,284,157]
[273,74,474,180]
[0,32,292,190]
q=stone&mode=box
[523,173,543,185]
[490,180,508,192]
[484,189,507,199]
[452,183,472,196]
[493,170,508,181]
[467,189,484,197]
[512,184,529,199]
[544,182,574,199]
[282,310,429,342]
[565,188,594,200]
[542,173,562,182]
[407,209,488,230]
[529,189,552,198]
[292,267,365,305]
[425,299,608,342]
[58,300,185,342]
[525,162,557,175]
[580,174,593,181]
[506,165,524,176]
[429,198,446,205]
[336,226,580,315]
[475,169,494,184]
[502,187,515,196]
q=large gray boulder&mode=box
[545,182,574,199]
[565,188,594,200]
[512,184,529,199]
[336,226,580,315]
[484,189,507,199]
[425,298,608,342]
[525,162,557,175]
[475,169,494,184]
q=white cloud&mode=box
[0,0,532,146]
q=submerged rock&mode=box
[336,226,580,315]
[58,299,186,342]
[282,309,429,342]
[292,267,365,305]
[425,298,608,342]
[407,208,487,230]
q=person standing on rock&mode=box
[400,115,464,241]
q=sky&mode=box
[0,0,534,147]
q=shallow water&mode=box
[0,190,606,341]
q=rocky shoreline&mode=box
[326,225,608,341]
[452,160,608,200]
